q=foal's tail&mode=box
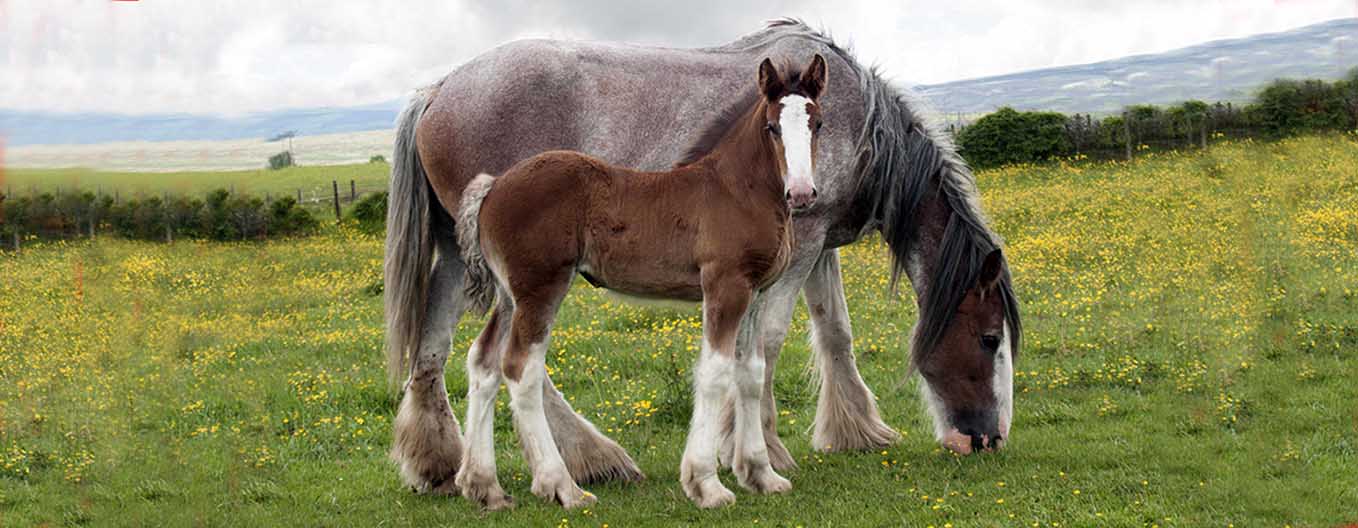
[456,173,498,316]
[383,85,437,389]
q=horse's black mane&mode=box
[758,19,1023,365]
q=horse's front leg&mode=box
[804,249,899,451]
[730,292,792,495]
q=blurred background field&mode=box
[1,134,1354,526]
[4,163,388,204]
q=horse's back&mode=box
[414,33,849,217]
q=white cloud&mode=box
[2,0,1353,115]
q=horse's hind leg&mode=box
[502,275,596,509]
[805,249,899,451]
[544,376,645,484]
[455,302,514,510]
[391,246,468,495]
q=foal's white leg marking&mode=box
[455,334,512,509]
[680,340,737,508]
[508,340,595,509]
[994,325,1014,444]
[778,94,816,196]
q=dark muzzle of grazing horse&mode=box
[950,409,1003,453]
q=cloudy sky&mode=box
[3,0,1354,115]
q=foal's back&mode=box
[477,150,778,302]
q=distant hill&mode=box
[5,18,1356,146]
[916,18,1358,115]
[0,99,404,147]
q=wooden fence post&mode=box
[14,231,20,253]
[1123,111,1133,161]
[297,188,303,204]
[332,180,342,223]
[350,180,356,202]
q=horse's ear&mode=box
[978,248,1004,292]
[758,58,783,99]
[803,54,828,99]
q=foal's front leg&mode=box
[681,277,745,508]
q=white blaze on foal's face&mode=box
[777,94,817,207]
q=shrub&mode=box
[347,191,387,234]
[268,151,294,170]
[368,155,386,164]
[1250,79,1348,136]
[957,107,1071,168]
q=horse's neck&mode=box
[901,185,950,305]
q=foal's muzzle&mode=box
[786,186,818,210]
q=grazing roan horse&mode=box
[383,19,1021,505]
[453,55,827,509]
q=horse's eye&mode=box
[980,334,1001,353]
[767,124,781,137]
[815,121,823,131]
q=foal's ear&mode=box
[803,54,828,99]
[978,248,1005,292]
[758,58,784,99]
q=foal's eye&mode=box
[815,120,824,131]
[766,124,781,137]
[980,334,1002,353]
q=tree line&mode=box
[955,68,1358,168]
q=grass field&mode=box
[1,134,1356,526]
[3,164,390,203]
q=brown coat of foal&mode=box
[453,55,829,509]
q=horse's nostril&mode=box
[785,190,792,201]
[811,188,818,199]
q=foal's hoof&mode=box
[533,475,596,510]
[683,476,736,509]
[739,466,792,495]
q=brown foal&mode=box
[453,55,829,509]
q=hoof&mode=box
[737,464,792,495]
[456,468,512,511]
[532,473,595,510]
[681,468,736,509]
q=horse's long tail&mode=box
[456,173,498,316]
[383,86,437,389]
